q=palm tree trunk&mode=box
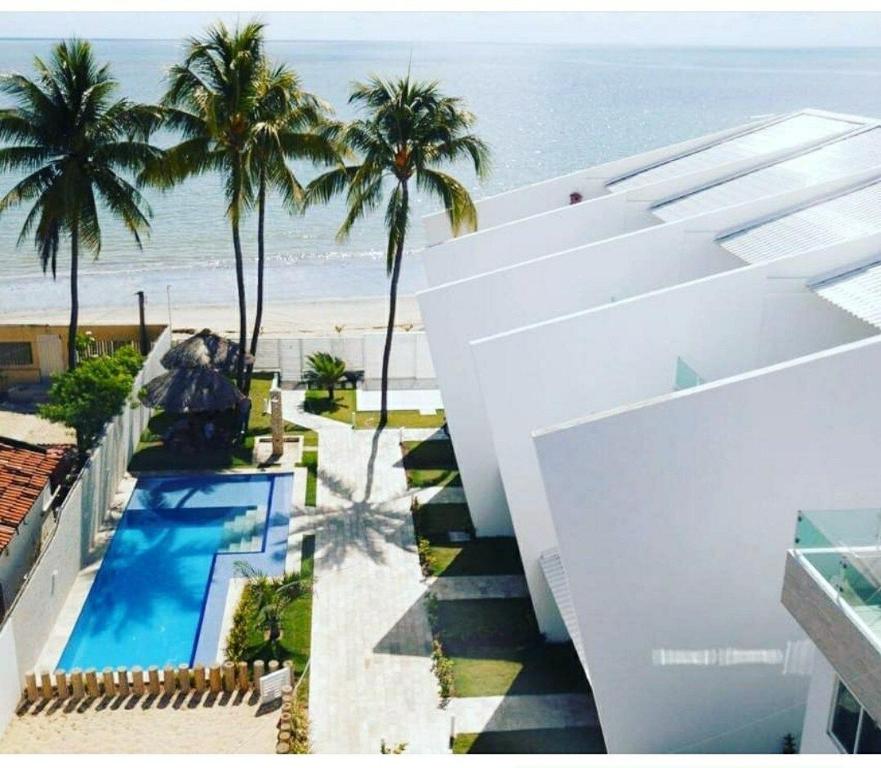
[379,182,409,430]
[232,221,248,392]
[245,176,266,395]
[68,227,79,373]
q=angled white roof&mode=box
[719,180,881,264]
[607,112,862,193]
[539,548,586,666]
[654,126,881,222]
[813,260,881,330]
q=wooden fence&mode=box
[22,659,289,704]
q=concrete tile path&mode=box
[284,392,449,754]
[411,485,467,505]
[427,575,528,601]
[446,693,598,734]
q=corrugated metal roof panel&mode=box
[539,547,586,666]
[607,113,860,193]
[655,127,881,222]
[719,181,881,264]
[814,261,881,329]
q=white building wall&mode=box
[532,335,881,753]
[424,156,881,290]
[0,485,52,617]
[422,114,779,243]
[799,650,840,754]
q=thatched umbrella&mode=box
[161,328,254,372]
[140,367,245,413]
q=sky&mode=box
[2,12,881,47]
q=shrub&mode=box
[39,346,143,451]
[782,733,798,754]
[431,639,455,701]
[380,740,407,754]
[417,537,436,578]
[289,698,311,753]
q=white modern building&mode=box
[419,109,881,752]
[420,109,881,641]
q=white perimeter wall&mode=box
[467,243,878,644]
[255,331,435,384]
[422,114,776,243]
[0,328,169,737]
[799,650,841,754]
[532,335,881,753]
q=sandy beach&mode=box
[1,295,424,337]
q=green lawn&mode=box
[406,468,461,489]
[130,373,317,472]
[428,537,523,577]
[304,389,446,429]
[300,450,318,506]
[413,503,474,537]
[433,599,589,698]
[238,535,315,686]
[401,440,458,469]
[453,728,606,754]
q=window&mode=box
[0,341,33,367]
[830,678,881,754]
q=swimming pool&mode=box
[59,472,292,671]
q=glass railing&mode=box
[794,510,881,648]
[674,356,705,392]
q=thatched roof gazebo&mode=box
[139,367,245,414]
[161,328,254,373]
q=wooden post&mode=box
[237,661,249,693]
[117,668,130,697]
[24,672,38,703]
[252,660,265,691]
[102,668,116,698]
[209,664,222,694]
[193,664,206,693]
[147,666,161,696]
[70,669,85,701]
[178,664,190,694]
[275,743,291,754]
[54,670,69,700]
[268,660,280,675]
[39,671,53,700]
[162,665,175,696]
[131,667,145,696]
[85,669,99,699]
[222,661,235,692]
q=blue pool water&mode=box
[59,473,291,671]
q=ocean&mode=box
[1,39,881,316]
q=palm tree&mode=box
[0,40,160,371]
[306,75,489,428]
[149,21,265,391]
[304,351,346,402]
[243,64,339,394]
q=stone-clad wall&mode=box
[781,551,881,725]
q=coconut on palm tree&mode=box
[148,21,265,391]
[0,39,161,371]
[244,64,340,394]
[306,74,489,428]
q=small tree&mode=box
[304,352,346,401]
[39,347,142,451]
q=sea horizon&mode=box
[3,39,881,314]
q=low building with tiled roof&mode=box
[0,438,73,621]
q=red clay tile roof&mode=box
[0,439,72,550]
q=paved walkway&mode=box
[411,485,467,505]
[427,575,528,601]
[446,693,598,734]
[283,392,449,753]
[400,427,448,443]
